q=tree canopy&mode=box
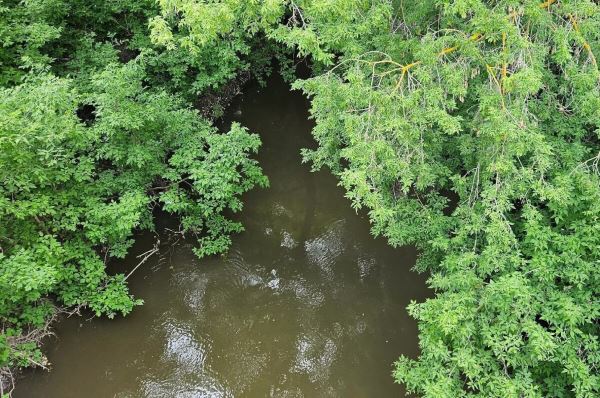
[0,0,268,384]
[287,1,600,396]
[1,0,599,397]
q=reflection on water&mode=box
[15,75,429,397]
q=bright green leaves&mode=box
[1,0,598,395]
[149,0,255,79]
[0,74,87,194]
[0,52,267,377]
[0,238,62,309]
[152,0,236,48]
[0,73,145,370]
[160,120,268,257]
[148,15,176,50]
[0,0,275,386]
[282,0,600,397]
[82,192,148,256]
[295,62,455,250]
[0,0,62,84]
[85,274,142,319]
[152,0,393,67]
[271,0,392,64]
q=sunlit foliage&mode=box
[1,0,598,396]
[289,1,600,396]
[0,0,267,380]
[156,0,600,395]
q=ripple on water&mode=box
[178,274,209,311]
[141,377,233,398]
[357,254,376,281]
[280,230,298,249]
[292,331,338,384]
[162,322,208,371]
[268,384,304,398]
[284,277,325,307]
[267,269,281,291]
[225,249,265,288]
[221,340,269,394]
[138,322,234,398]
[304,219,347,280]
[272,202,292,217]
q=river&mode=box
[14,74,429,397]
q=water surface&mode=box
[15,75,428,397]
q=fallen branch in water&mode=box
[124,240,161,281]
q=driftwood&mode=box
[124,240,161,281]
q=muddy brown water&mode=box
[15,75,429,397]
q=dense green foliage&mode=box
[157,0,600,396]
[292,1,600,396]
[0,0,269,384]
[1,0,599,396]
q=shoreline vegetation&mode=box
[0,68,254,395]
[1,1,599,397]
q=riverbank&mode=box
[0,67,261,396]
[14,73,428,398]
